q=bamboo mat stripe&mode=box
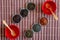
[0,0,60,40]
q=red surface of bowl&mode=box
[42,1,56,15]
[5,25,20,39]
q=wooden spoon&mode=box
[46,3,58,20]
[2,20,16,36]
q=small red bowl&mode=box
[42,1,56,15]
[5,25,20,39]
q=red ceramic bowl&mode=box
[42,1,56,15]
[5,25,20,39]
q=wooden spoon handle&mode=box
[2,20,16,36]
[2,20,12,31]
[50,9,58,20]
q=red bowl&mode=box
[42,1,56,15]
[5,25,20,39]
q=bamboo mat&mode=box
[0,0,60,40]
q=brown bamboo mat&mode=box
[0,0,60,40]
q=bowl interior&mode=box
[5,25,20,39]
[42,1,56,15]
